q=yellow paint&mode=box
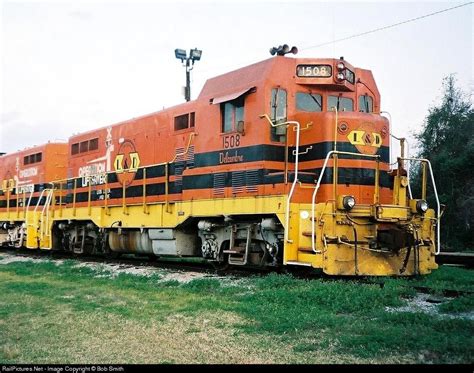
[129,152,140,172]
[114,154,125,173]
[347,130,366,146]
[372,132,382,147]
[0,191,438,276]
[347,130,382,148]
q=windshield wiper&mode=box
[309,93,322,111]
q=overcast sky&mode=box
[0,0,472,158]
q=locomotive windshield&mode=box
[296,92,322,112]
[328,96,353,112]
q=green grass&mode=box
[0,257,472,364]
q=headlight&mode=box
[337,62,345,70]
[343,195,356,210]
[416,199,428,213]
[337,72,345,80]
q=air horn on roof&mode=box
[269,44,298,56]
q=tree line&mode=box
[412,75,473,251]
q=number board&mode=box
[296,65,332,78]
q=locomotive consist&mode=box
[0,52,441,275]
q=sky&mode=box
[0,0,472,160]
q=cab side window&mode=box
[270,88,287,142]
[358,95,373,113]
[221,97,244,133]
[174,112,195,131]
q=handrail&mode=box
[142,168,149,214]
[47,132,197,216]
[104,174,109,215]
[311,150,380,253]
[6,188,10,218]
[170,132,196,163]
[390,133,413,199]
[33,189,48,212]
[400,157,441,255]
[331,106,338,212]
[40,189,53,242]
[260,114,303,243]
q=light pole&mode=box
[175,48,202,102]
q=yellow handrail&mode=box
[143,168,149,214]
[45,133,197,215]
[6,188,10,219]
[59,182,63,217]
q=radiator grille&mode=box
[213,173,226,196]
[245,170,259,193]
[174,147,185,188]
[232,171,245,194]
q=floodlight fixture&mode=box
[174,47,202,102]
[190,48,202,62]
[175,48,187,62]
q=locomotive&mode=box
[0,49,441,276]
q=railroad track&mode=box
[0,248,471,298]
[0,248,266,279]
[436,251,474,268]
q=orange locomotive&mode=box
[0,50,440,275]
[0,143,68,247]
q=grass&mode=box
[0,256,472,364]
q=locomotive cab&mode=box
[259,55,439,275]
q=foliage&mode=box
[413,75,474,250]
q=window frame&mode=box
[327,95,354,112]
[358,94,373,113]
[296,91,323,112]
[174,112,195,132]
[23,152,43,165]
[71,138,100,156]
[270,87,288,143]
[220,96,245,134]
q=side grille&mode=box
[174,147,185,188]
[245,170,259,193]
[186,145,195,168]
[232,171,245,194]
[213,173,226,196]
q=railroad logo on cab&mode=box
[114,140,140,187]
[347,122,382,155]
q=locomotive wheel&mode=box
[211,241,230,273]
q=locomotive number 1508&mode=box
[223,134,241,149]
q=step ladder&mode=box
[222,224,253,266]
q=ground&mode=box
[0,252,472,364]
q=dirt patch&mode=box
[386,293,474,320]
[0,251,225,284]
[0,252,64,265]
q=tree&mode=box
[413,75,473,250]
